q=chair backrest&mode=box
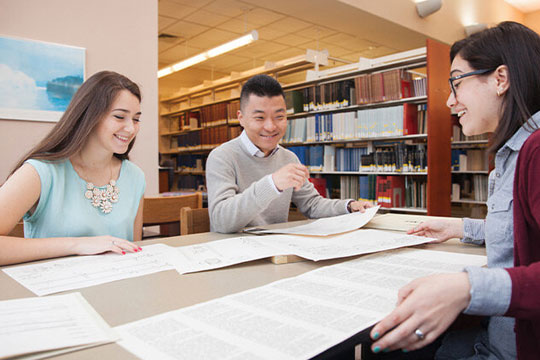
[143,192,202,227]
[180,207,210,235]
[8,222,24,237]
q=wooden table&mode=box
[0,215,485,359]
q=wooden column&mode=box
[427,39,452,216]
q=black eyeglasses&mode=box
[448,69,494,98]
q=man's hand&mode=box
[348,200,373,213]
[272,163,310,191]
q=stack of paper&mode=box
[0,293,117,359]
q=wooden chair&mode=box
[180,207,210,235]
[142,192,203,238]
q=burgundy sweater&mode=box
[506,129,540,359]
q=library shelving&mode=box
[450,118,490,218]
[158,40,452,216]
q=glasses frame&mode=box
[448,69,494,98]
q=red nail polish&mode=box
[139,247,142,251]
[122,251,126,255]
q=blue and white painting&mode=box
[0,36,85,122]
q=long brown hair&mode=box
[11,71,141,175]
[450,22,540,153]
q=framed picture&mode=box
[0,35,85,122]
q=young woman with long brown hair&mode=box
[0,71,145,266]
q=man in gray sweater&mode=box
[206,75,372,233]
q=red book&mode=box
[403,103,419,135]
[309,178,327,198]
[376,176,390,208]
[388,176,406,207]
[400,80,412,98]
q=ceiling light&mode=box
[415,0,442,18]
[158,30,258,78]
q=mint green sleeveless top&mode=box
[23,159,146,241]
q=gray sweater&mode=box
[206,136,350,233]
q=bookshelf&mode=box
[158,39,452,216]
[450,116,490,219]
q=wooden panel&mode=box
[143,193,203,238]
[180,207,210,235]
[426,39,452,216]
[159,168,169,193]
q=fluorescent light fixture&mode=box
[415,0,442,18]
[158,30,259,78]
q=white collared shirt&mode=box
[240,130,281,193]
[240,130,280,158]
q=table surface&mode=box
[0,216,486,359]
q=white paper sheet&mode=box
[257,229,432,261]
[116,248,487,360]
[171,236,286,274]
[3,244,175,296]
[171,229,434,274]
[0,292,117,360]
[365,213,431,232]
[244,205,380,236]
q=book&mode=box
[309,177,327,198]
[403,103,418,135]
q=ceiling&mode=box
[504,0,540,13]
[157,0,429,96]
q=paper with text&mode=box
[244,205,380,236]
[0,292,117,360]
[171,236,285,274]
[2,244,175,296]
[259,229,432,261]
[171,229,434,274]
[116,248,487,360]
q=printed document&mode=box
[244,205,380,236]
[0,292,117,359]
[2,244,175,296]
[116,248,487,360]
[171,229,433,274]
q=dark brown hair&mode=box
[450,21,540,153]
[11,71,141,175]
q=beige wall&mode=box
[524,10,540,34]
[0,0,159,195]
[339,0,524,45]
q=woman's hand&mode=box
[71,236,141,256]
[369,272,471,353]
[407,218,464,243]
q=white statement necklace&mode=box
[78,161,120,214]
[84,180,119,214]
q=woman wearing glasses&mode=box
[368,22,540,359]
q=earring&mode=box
[497,89,501,96]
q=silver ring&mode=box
[415,328,425,340]
[112,240,116,246]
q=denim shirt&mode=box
[460,112,540,360]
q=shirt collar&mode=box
[240,130,280,158]
[501,110,540,153]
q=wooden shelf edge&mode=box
[287,96,428,119]
[281,134,427,146]
[451,199,487,205]
[309,171,427,176]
